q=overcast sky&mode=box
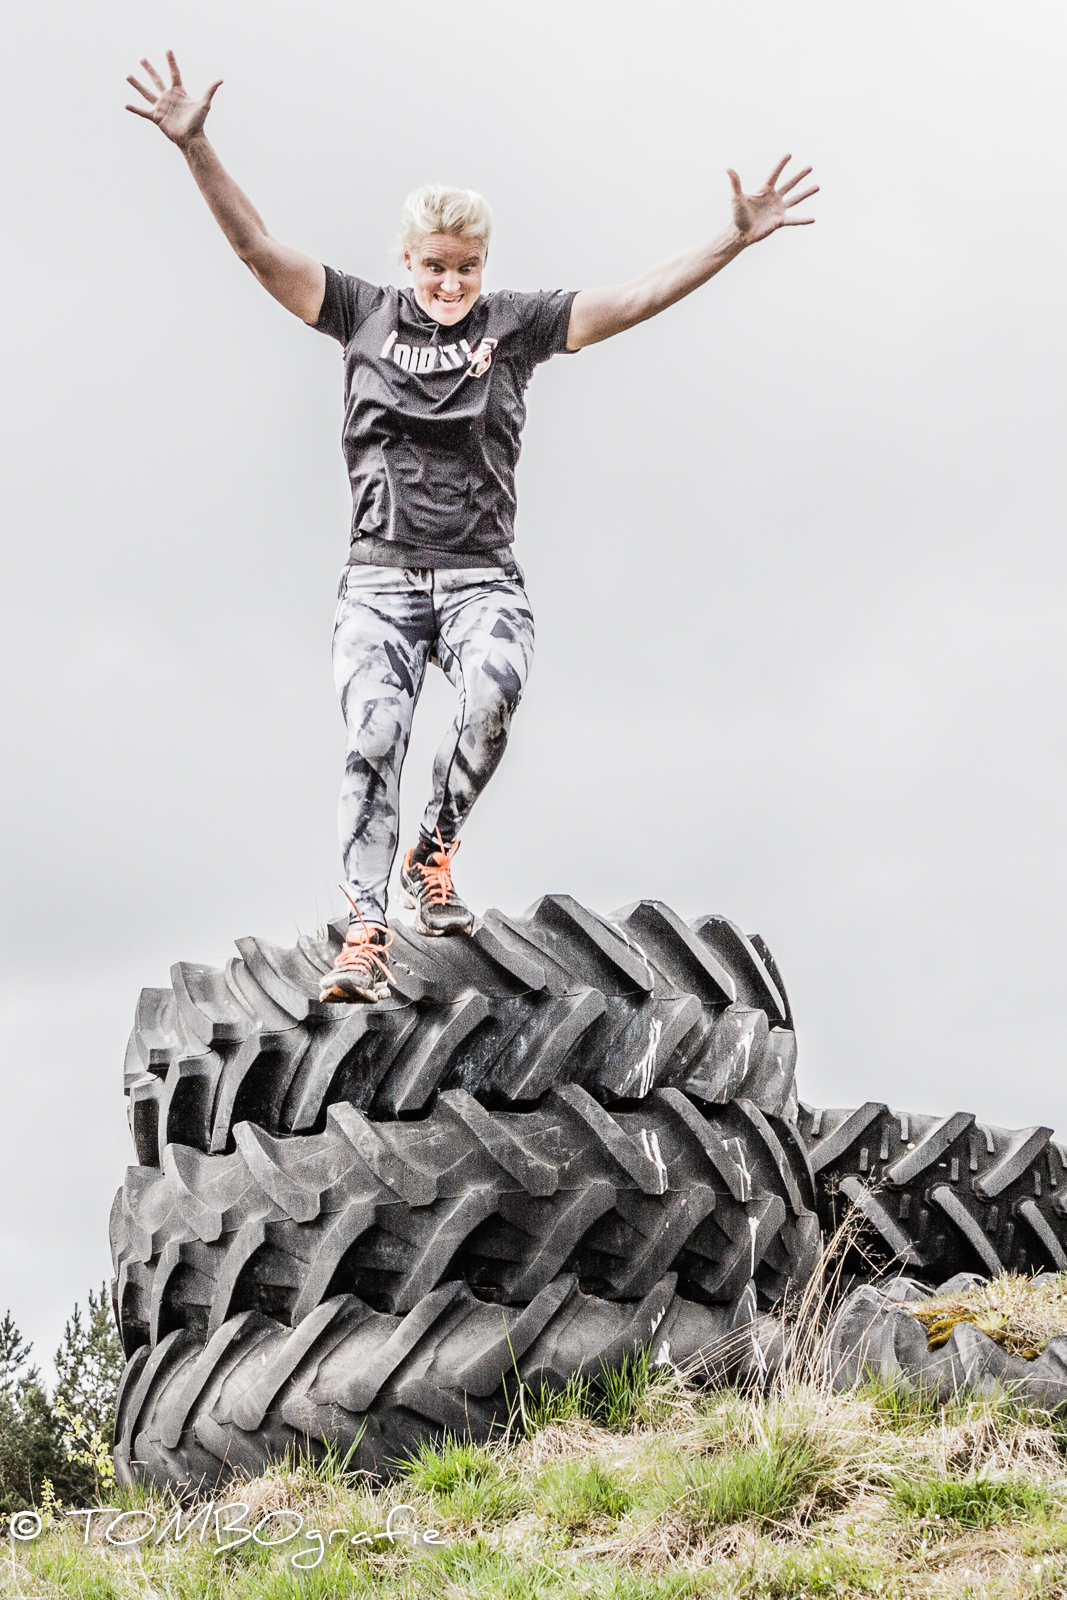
[2,0,1065,1371]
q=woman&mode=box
[126,51,817,1004]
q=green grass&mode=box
[737,1543,902,1598]
[593,1350,658,1431]
[402,1435,502,1495]
[8,1360,1067,1600]
[522,1351,668,1436]
[893,1471,1051,1528]
[523,1372,594,1432]
[855,1369,954,1429]
[401,1435,530,1527]
[536,1459,635,1533]
[663,1427,826,1532]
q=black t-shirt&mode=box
[314,269,577,568]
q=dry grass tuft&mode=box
[610,1504,715,1569]
[936,1406,1065,1478]
[512,1419,620,1468]
[229,1470,302,1521]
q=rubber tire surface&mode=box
[829,1274,1067,1410]
[112,894,810,1491]
[112,1087,819,1356]
[113,1271,781,1492]
[799,1102,1067,1282]
[122,897,799,1164]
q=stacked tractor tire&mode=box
[112,896,819,1492]
[110,894,1067,1495]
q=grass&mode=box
[892,1472,1051,1528]
[401,1436,529,1528]
[10,1268,1067,1598]
[8,1369,1067,1600]
[536,1459,635,1533]
[665,1429,827,1533]
[523,1350,671,1436]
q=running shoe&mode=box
[399,836,474,936]
[319,923,395,1003]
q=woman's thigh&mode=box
[332,566,436,745]
[430,569,535,705]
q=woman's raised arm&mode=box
[566,155,817,351]
[126,51,326,325]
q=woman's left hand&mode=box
[728,155,819,244]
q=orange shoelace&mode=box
[334,897,396,983]
[413,835,461,907]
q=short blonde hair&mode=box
[398,184,492,257]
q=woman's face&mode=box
[404,233,486,324]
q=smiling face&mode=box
[403,232,486,325]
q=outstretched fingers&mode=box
[139,57,166,92]
[126,74,157,104]
[784,185,819,209]
[777,165,812,197]
[165,49,183,87]
[766,154,791,188]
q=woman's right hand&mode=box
[125,50,222,149]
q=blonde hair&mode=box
[398,184,492,258]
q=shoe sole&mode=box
[398,885,474,938]
[318,979,389,1005]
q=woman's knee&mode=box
[460,680,524,764]
[464,652,527,719]
[345,695,407,764]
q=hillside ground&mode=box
[7,1347,1067,1600]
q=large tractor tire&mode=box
[122,897,799,1159]
[799,1102,1067,1283]
[114,1274,776,1493]
[111,1088,817,1354]
[113,896,816,1489]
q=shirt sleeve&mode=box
[313,268,388,345]
[509,289,579,365]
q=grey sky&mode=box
[2,0,1065,1369]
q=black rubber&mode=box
[829,1275,1067,1410]
[114,1272,776,1492]
[111,1087,819,1357]
[799,1102,1067,1282]
[122,897,799,1164]
[112,895,815,1490]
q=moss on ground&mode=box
[908,1271,1067,1358]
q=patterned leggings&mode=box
[332,563,535,924]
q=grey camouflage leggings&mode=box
[332,563,535,924]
